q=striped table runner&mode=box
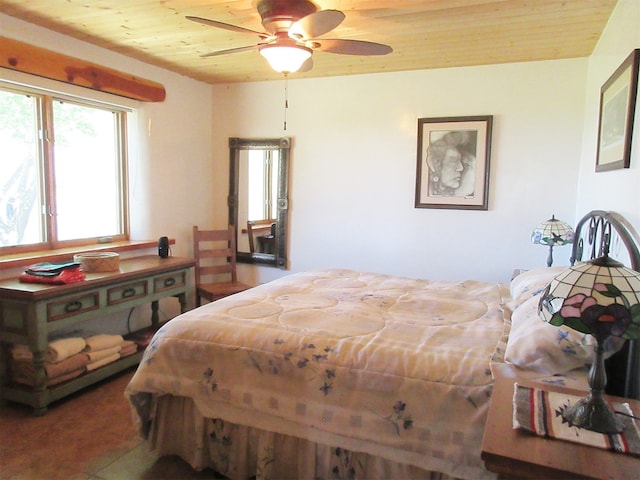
[513,383,640,456]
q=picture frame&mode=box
[415,115,493,210]
[596,48,639,172]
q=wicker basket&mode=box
[74,252,120,272]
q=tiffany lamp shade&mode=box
[531,215,575,267]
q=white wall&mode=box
[212,59,587,284]
[575,0,640,229]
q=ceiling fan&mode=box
[187,0,393,74]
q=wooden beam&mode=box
[0,36,166,102]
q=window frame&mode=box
[0,82,131,256]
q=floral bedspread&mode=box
[126,269,509,479]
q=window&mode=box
[247,149,279,221]
[0,85,129,253]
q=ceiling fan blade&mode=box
[200,44,262,58]
[311,39,392,56]
[289,10,345,40]
[186,16,271,39]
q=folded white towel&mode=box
[119,341,138,358]
[84,334,124,352]
[11,353,88,379]
[46,337,86,363]
[85,346,121,362]
[86,353,120,371]
[12,367,85,387]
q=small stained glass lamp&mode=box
[538,254,640,433]
[531,215,575,267]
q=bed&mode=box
[125,210,640,480]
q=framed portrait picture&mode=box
[414,115,493,210]
[596,48,639,172]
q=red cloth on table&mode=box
[19,267,86,285]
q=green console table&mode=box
[0,255,195,414]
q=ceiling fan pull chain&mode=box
[283,74,289,131]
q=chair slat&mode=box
[200,265,233,276]
[198,248,233,259]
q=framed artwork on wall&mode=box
[415,115,493,210]
[596,48,639,172]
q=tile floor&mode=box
[0,368,223,480]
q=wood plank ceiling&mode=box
[0,0,618,85]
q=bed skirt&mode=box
[148,394,471,480]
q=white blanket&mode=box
[127,269,510,479]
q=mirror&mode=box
[228,137,290,269]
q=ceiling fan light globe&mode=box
[259,45,312,73]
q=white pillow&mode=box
[505,295,594,374]
[505,295,625,375]
[509,266,567,309]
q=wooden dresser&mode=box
[0,255,195,414]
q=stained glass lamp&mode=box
[538,255,640,433]
[531,215,575,267]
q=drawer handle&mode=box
[164,277,176,287]
[122,287,136,298]
[64,300,83,313]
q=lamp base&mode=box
[561,391,624,434]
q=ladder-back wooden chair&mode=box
[247,219,276,254]
[193,225,251,307]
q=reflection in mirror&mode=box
[229,138,289,269]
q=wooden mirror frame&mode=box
[228,137,290,269]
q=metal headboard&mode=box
[570,210,640,400]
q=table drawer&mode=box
[107,280,148,306]
[153,270,187,293]
[47,292,100,322]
